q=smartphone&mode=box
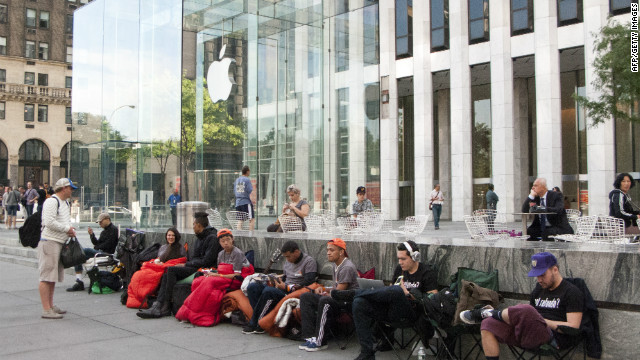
[394,275,404,285]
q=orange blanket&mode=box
[221,289,253,321]
[258,283,320,337]
[126,257,186,309]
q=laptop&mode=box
[357,278,385,290]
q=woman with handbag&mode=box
[38,178,78,319]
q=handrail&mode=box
[0,82,71,98]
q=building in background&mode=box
[0,0,91,189]
[71,0,637,229]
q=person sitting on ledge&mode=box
[460,252,583,360]
[298,238,359,352]
[522,178,573,241]
[137,211,219,319]
[242,240,317,334]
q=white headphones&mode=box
[403,241,421,262]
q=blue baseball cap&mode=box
[527,252,558,277]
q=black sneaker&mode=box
[331,289,356,303]
[459,305,493,325]
[66,279,85,292]
[242,325,265,334]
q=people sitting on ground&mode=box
[352,186,373,217]
[609,172,640,235]
[175,229,254,326]
[136,212,219,318]
[126,228,187,309]
[267,184,310,232]
[299,238,359,352]
[340,240,438,360]
[460,252,583,360]
[523,178,573,241]
[67,212,119,292]
[242,240,317,334]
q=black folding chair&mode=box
[508,325,586,360]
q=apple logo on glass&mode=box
[207,44,236,103]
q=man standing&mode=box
[430,184,444,230]
[299,238,359,351]
[3,186,20,229]
[234,165,255,230]
[460,252,583,359]
[486,184,499,230]
[522,178,573,241]
[168,189,181,226]
[137,212,219,318]
[348,240,438,360]
[38,178,77,319]
[67,212,119,292]
[242,240,317,334]
[24,181,38,217]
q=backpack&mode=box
[18,197,60,248]
[133,243,161,265]
[87,268,122,294]
[115,230,145,259]
[419,288,457,329]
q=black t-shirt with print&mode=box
[392,263,438,293]
[530,279,583,322]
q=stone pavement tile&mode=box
[0,291,39,309]
[0,317,135,356]
[2,334,212,360]
[90,309,200,336]
[0,303,82,329]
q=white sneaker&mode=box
[42,308,63,319]
[52,305,67,314]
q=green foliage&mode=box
[101,120,133,163]
[472,122,491,178]
[575,21,640,125]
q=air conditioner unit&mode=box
[27,29,36,35]
[27,61,36,66]
[69,4,77,9]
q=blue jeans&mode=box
[352,286,416,356]
[246,282,286,327]
[432,204,442,228]
[74,248,101,272]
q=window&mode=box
[66,14,73,33]
[38,73,47,86]
[65,76,72,88]
[38,105,48,122]
[25,40,35,58]
[66,46,72,63]
[335,14,349,72]
[610,0,631,15]
[0,69,5,82]
[511,0,533,35]
[363,4,379,65]
[0,37,6,55]
[431,0,449,51]
[0,102,5,119]
[39,11,49,29]
[0,4,7,24]
[65,107,72,124]
[396,0,413,59]
[557,0,583,26]
[24,104,34,122]
[469,0,490,43]
[24,72,35,85]
[26,8,36,27]
[38,42,48,60]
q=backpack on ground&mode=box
[87,267,122,294]
[419,287,457,329]
[18,197,60,248]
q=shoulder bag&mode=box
[60,237,86,268]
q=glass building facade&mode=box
[72,0,380,228]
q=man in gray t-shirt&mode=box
[242,240,317,334]
[299,238,360,350]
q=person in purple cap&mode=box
[459,252,584,359]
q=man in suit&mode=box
[523,178,573,241]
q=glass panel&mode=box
[396,0,412,58]
[24,104,34,121]
[363,4,379,65]
[558,0,582,24]
[26,9,36,27]
[38,105,48,122]
[471,64,491,210]
[38,43,49,60]
[25,41,35,58]
[40,11,50,28]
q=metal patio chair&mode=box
[226,210,249,230]
[278,215,305,233]
[206,209,223,229]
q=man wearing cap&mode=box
[298,238,359,351]
[460,252,583,360]
[67,212,119,292]
[38,178,77,319]
[352,186,374,216]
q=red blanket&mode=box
[175,265,254,327]
[126,257,186,309]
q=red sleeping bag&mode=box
[175,264,254,327]
[126,257,186,309]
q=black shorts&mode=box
[236,203,254,219]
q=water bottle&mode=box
[417,346,426,360]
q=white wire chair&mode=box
[305,214,326,233]
[565,209,582,231]
[358,210,385,233]
[206,209,223,229]
[336,216,361,235]
[589,216,628,244]
[554,215,598,242]
[390,215,429,237]
[226,211,249,230]
[464,215,485,240]
[315,210,336,231]
[465,214,528,241]
[278,215,305,233]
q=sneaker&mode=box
[51,305,66,314]
[306,342,328,352]
[242,325,265,334]
[459,305,493,325]
[66,279,85,292]
[299,338,315,350]
[42,308,63,319]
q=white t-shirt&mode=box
[41,195,71,243]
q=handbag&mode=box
[60,237,86,268]
[429,202,433,210]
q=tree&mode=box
[575,21,640,125]
[150,138,179,203]
[472,122,492,179]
